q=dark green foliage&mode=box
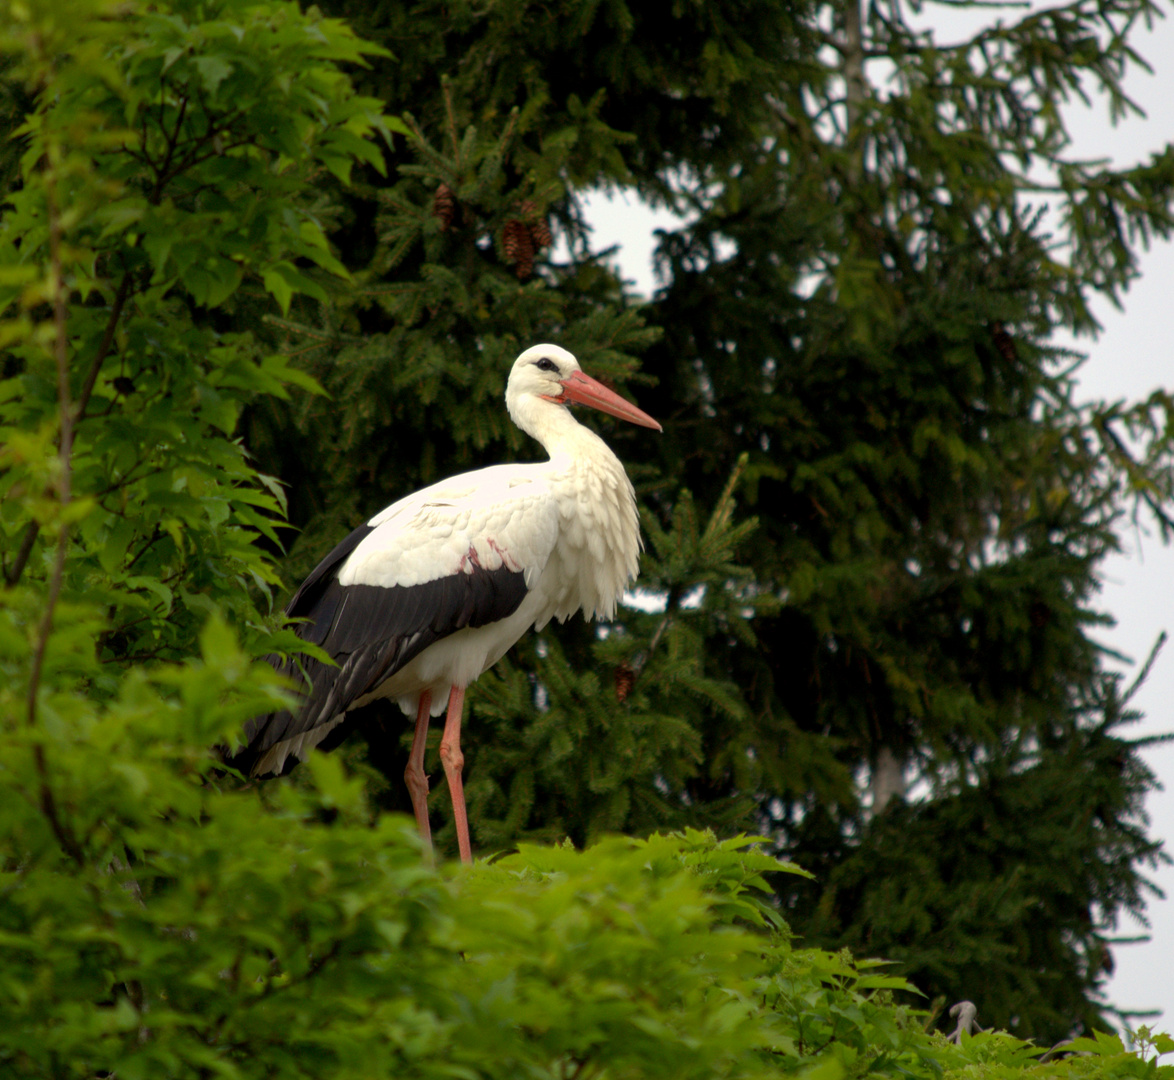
[793,697,1163,1037]
[622,0,1174,1039]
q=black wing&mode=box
[231,521,528,775]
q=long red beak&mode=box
[550,370,663,432]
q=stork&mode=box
[235,344,661,862]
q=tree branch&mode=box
[842,0,867,182]
[33,744,84,864]
[6,268,134,591]
[75,269,132,423]
[25,137,85,864]
[4,522,40,588]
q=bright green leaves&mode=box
[9,783,1102,1080]
[0,18,399,1048]
[0,623,434,1077]
[262,261,327,315]
[3,0,389,316]
[448,834,778,1080]
[0,0,391,678]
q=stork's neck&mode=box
[510,394,613,463]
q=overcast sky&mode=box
[1040,3,1174,1031]
[583,4,1174,1033]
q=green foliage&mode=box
[446,833,789,1079]
[0,0,389,675]
[7,752,1174,1080]
[631,0,1174,1036]
[0,0,411,1064]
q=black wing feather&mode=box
[287,521,376,622]
[233,531,529,774]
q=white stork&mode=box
[237,344,661,862]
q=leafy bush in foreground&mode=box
[4,689,1173,1080]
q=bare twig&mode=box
[7,268,135,591]
[255,940,344,1000]
[34,745,83,863]
[75,269,133,422]
[4,522,40,587]
[442,79,460,162]
[124,525,164,573]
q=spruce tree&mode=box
[238,0,1174,1042]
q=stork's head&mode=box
[506,344,662,435]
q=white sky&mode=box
[1055,7,1174,1027]
[581,4,1174,1033]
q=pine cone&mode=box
[503,219,534,280]
[530,218,553,250]
[991,322,1017,363]
[433,183,456,231]
[615,664,636,704]
[1029,600,1051,628]
[502,219,524,260]
[518,200,553,249]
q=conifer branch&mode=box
[1122,631,1166,709]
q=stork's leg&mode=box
[438,685,472,864]
[404,690,433,854]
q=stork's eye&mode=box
[534,357,560,374]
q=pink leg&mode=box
[404,690,433,855]
[438,685,472,864]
